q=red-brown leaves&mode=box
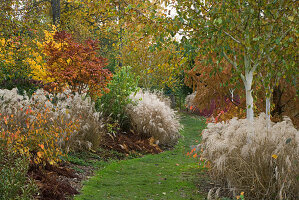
[44,31,112,97]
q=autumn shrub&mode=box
[200,113,299,199]
[0,96,79,165]
[0,144,37,200]
[185,54,237,113]
[39,30,112,97]
[97,66,139,128]
[0,87,106,163]
[126,90,182,146]
[185,92,217,116]
[0,37,40,95]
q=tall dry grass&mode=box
[201,113,299,199]
[0,88,105,152]
[126,90,182,147]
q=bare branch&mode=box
[222,30,242,45]
[21,0,50,13]
[222,50,238,70]
[240,73,246,83]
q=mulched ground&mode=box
[29,163,80,200]
[28,132,162,200]
[101,131,162,154]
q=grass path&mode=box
[75,114,206,200]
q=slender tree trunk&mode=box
[265,85,272,121]
[243,67,255,142]
[51,0,60,25]
[242,55,254,122]
[266,95,271,122]
[245,74,254,121]
[118,0,123,67]
[266,85,271,128]
[229,88,235,102]
[223,51,255,121]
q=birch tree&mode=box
[167,0,298,121]
[256,1,297,122]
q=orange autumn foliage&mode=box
[0,106,79,165]
[43,31,112,97]
[185,54,245,117]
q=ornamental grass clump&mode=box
[0,88,79,164]
[54,90,106,151]
[201,113,299,199]
[0,88,106,160]
[185,92,197,111]
[126,90,182,147]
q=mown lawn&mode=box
[75,114,206,200]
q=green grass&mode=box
[75,114,206,200]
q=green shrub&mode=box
[97,66,139,128]
[0,145,37,200]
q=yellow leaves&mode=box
[35,55,43,63]
[27,37,57,83]
[0,38,5,46]
[66,58,72,64]
[1,106,79,166]
[288,16,294,22]
[122,41,182,89]
[43,27,57,43]
[49,160,55,165]
[35,40,43,49]
[272,154,278,159]
[37,151,43,158]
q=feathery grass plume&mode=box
[185,92,197,111]
[126,90,182,147]
[55,89,106,151]
[0,88,79,164]
[152,90,172,108]
[0,88,106,152]
[201,113,299,199]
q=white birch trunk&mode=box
[222,51,255,121]
[266,95,271,127]
[242,54,254,122]
[229,88,235,102]
[243,69,255,143]
[244,71,254,121]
